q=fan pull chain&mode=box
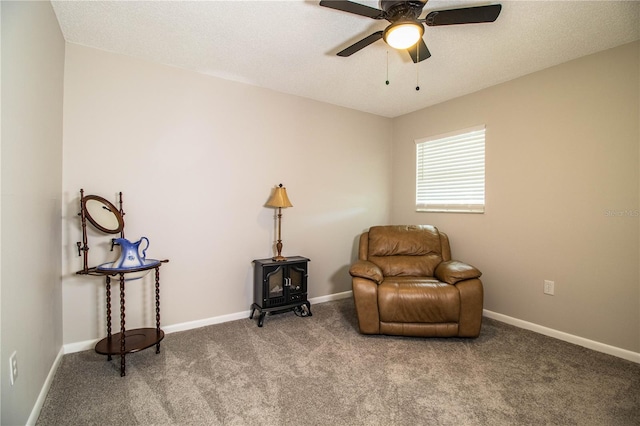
[386,51,390,85]
[416,47,420,91]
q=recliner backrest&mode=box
[363,225,448,277]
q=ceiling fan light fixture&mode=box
[383,21,424,49]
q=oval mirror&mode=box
[82,195,124,234]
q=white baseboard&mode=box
[64,338,99,354]
[27,347,64,426]
[163,309,251,334]
[309,290,353,304]
[483,309,640,364]
[63,291,354,354]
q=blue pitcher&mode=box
[113,237,149,269]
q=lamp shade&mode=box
[265,185,293,208]
[383,21,424,49]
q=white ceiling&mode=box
[51,0,640,118]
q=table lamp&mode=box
[265,183,293,261]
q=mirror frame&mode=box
[82,194,124,234]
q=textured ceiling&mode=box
[51,0,640,118]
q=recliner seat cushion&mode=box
[378,277,460,323]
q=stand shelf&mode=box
[95,328,165,355]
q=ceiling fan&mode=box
[319,0,502,63]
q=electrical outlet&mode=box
[9,351,18,386]
[544,280,555,296]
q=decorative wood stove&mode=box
[250,256,311,327]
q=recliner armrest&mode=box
[435,260,482,285]
[349,260,384,284]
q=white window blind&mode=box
[416,125,485,213]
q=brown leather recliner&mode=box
[349,225,483,337]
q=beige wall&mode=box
[1,1,65,424]
[61,44,393,345]
[391,42,640,352]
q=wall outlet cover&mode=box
[544,280,555,295]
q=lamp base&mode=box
[273,239,286,262]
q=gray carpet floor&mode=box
[37,298,640,425]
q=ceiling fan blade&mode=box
[407,38,431,63]
[425,4,502,26]
[319,0,385,19]
[337,31,384,57]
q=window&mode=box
[415,125,485,213]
